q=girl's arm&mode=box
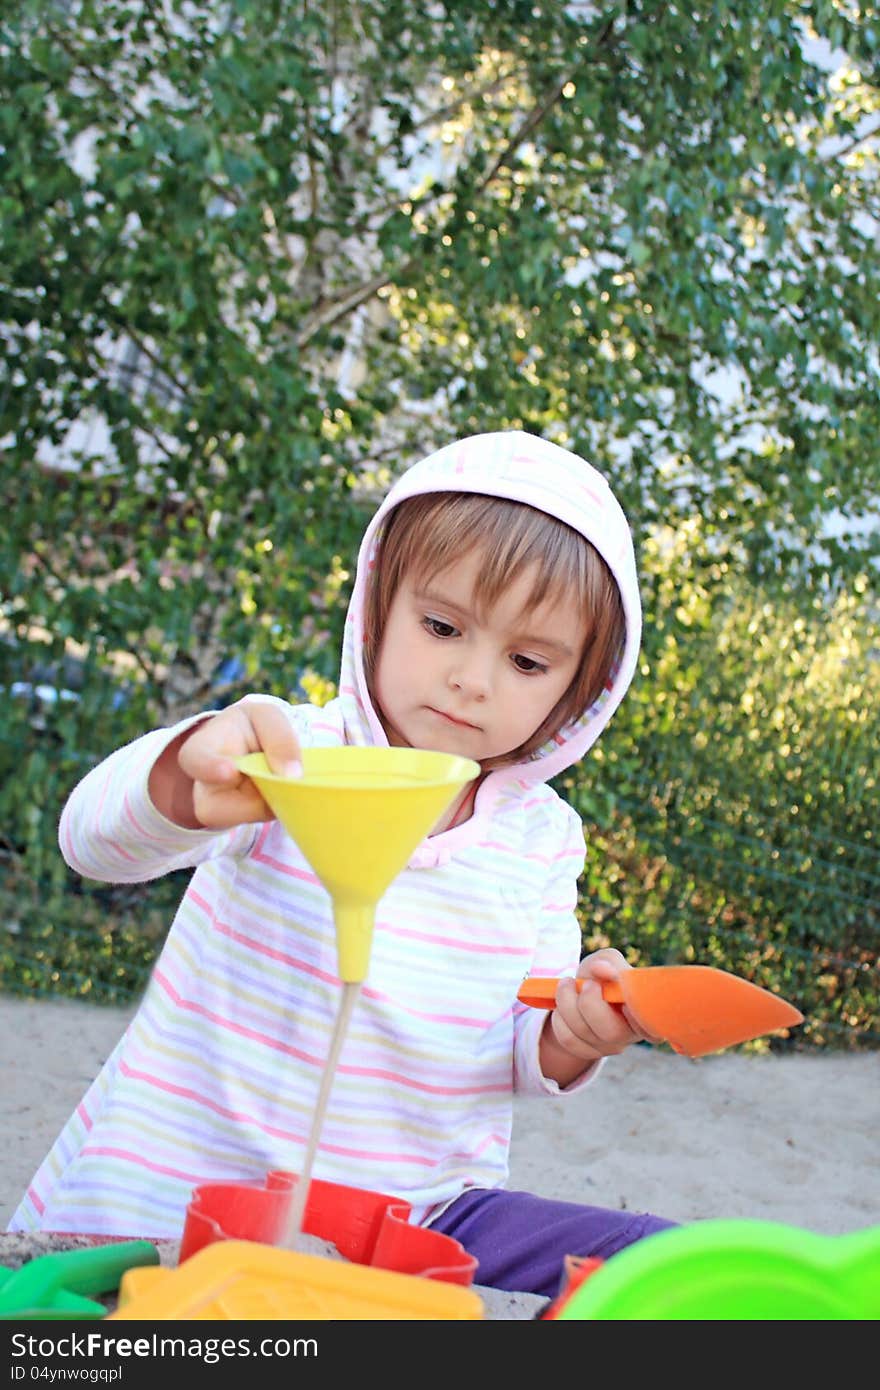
[512,804,652,1093]
[59,696,301,884]
[58,715,243,884]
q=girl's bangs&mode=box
[404,495,587,621]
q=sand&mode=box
[2,995,877,1299]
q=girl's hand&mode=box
[150,696,302,830]
[549,948,658,1065]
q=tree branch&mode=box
[295,267,394,346]
[392,73,513,141]
[827,117,880,162]
[474,73,573,194]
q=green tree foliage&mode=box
[0,1,877,1038]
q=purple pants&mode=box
[428,1187,677,1298]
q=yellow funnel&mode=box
[237,747,479,982]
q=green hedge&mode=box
[559,571,879,1051]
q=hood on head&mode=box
[337,430,641,801]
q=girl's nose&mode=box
[448,650,492,700]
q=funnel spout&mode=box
[334,904,376,984]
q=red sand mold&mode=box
[180,1170,478,1285]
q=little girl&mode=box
[9,430,675,1297]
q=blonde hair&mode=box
[362,492,626,765]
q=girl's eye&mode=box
[423,617,458,639]
[513,654,548,675]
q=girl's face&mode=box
[372,548,588,765]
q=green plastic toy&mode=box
[0,1241,160,1319]
[556,1219,880,1320]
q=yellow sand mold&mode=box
[109,1240,484,1320]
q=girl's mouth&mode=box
[429,707,480,730]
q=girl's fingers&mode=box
[555,974,642,1056]
[179,699,302,785]
[242,699,302,776]
[178,738,240,787]
[575,947,629,983]
[192,779,273,829]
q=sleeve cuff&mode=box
[514,1008,606,1096]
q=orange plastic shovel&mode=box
[517,965,804,1057]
